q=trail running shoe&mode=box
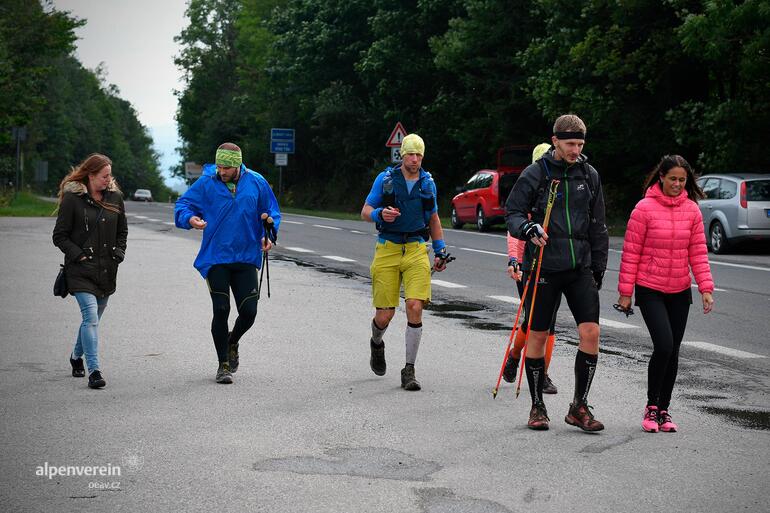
[400,365,421,391]
[658,410,678,432]
[370,339,386,376]
[528,402,550,430]
[502,354,519,383]
[88,370,106,389]
[228,332,239,373]
[542,374,558,394]
[216,362,233,384]
[642,405,659,433]
[70,356,85,377]
[565,402,604,432]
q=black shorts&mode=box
[522,268,599,331]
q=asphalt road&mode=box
[2,204,767,512]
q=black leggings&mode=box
[636,285,692,410]
[516,278,559,335]
[206,263,259,362]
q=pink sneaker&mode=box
[658,410,678,432]
[642,405,659,433]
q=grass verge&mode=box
[0,192,57,217]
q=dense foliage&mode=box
[0,0,171,200]
[174,0,769,219]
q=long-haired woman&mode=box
[617,155,714,432]
[53,153,127,389]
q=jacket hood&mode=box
[62,178,119,195]
[645,181,688,207]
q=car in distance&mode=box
[450,145,531,231]
[695,173,770,253]
[132,189,153,202]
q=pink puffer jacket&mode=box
[618,182,714,297]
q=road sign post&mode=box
[270,129,295,197]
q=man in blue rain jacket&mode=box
[175,142,280,384]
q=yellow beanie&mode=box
[532,143,551,163]
[400,134,425,157]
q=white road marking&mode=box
[282,220,304,225]
[444,228,505,239]
[163,222,175,226]
[313,224,342,230]
[599,317,639,329]
[691,284,726,292]
[431,279,467,289]
[350,230,368,234]
[458,247,508,257]
[683,341,766,359]
[322,255,356,262]
[488,295,521,305]
[709,261,770,272]
[134,215,149,219]
[147,218,162,222]
[285,247,315,253]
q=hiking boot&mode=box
[400,365,421,391]
[70,356,85,378]
[370,339,386,376]
[216,362,233,384]
[228,332,239,373]
[527,402,550,430]
[542,374,558,394]
[565,401,604,432]
[642,405,659,433]
[88,370,106,389]
[502,354,518,383]
[658,410,678,432]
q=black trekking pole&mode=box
[431,252,455,275]
[258,213,277,299]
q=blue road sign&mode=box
[270,128,295,153]
[270,141,295,154]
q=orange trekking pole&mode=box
[515,179,561,398]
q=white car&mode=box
[132,189,153,202]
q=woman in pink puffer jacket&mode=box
[617,155,715,434]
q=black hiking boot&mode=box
[70,356,85,377]
[502,353,518,383]
[542,374,558,394]
[401,364,421,391]
[370,339,386,376]
[228,332,239,373]
[216,362,233,384]
[88,370,106,389]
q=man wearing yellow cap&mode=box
[361,133,449,391]
[175,142,281,384]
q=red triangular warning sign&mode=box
[385,122,407,147]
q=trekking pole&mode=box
[258,213,277,299]
[492,257,537,399]
[515,179,560,398]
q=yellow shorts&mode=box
[370,240,431,308]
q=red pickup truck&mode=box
[450,145,532,231]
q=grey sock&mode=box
[371,319,387,345]
[405,322,423,365]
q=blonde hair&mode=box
[57,153,118,203]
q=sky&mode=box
[52,0,189,192]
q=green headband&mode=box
[215,149,242,168]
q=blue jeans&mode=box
[72,292,109,373]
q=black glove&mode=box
[507,258,520,274]
[593,270,604,291]
[521,220,545,241]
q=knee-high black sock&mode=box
[525,357,546,405]
[574,350,598,404]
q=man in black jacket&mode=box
[505,114,609,432]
